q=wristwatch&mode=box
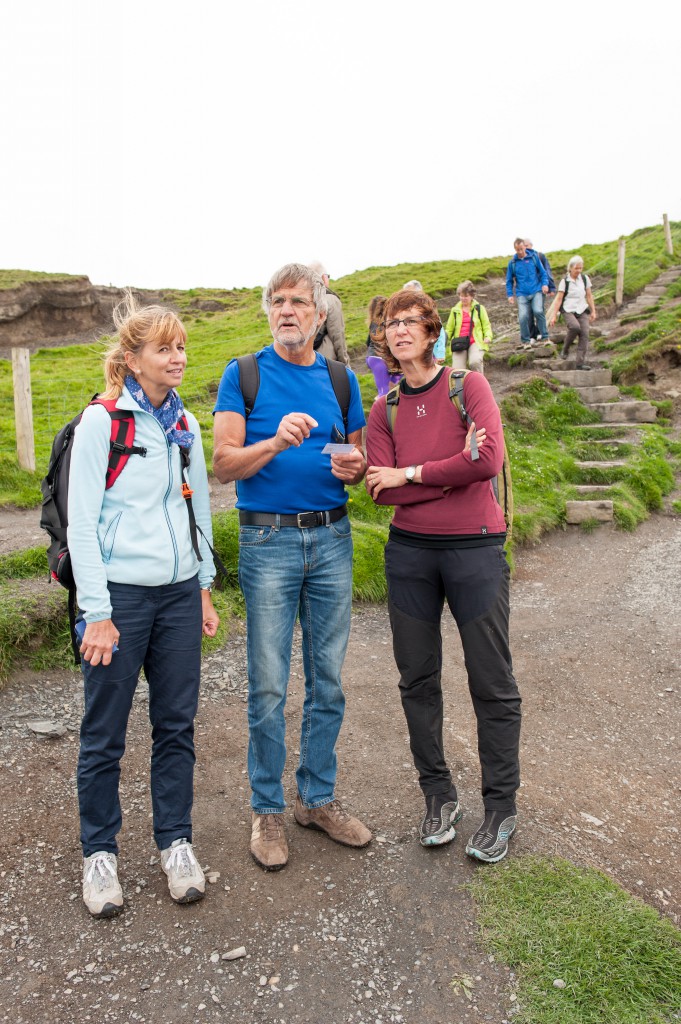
[405,465,417,484]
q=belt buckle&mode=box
[297,511,320,528]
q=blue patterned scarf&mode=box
[125,375,194,449]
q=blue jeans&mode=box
[77,576,202,856]
[517,292,548,342]
[238,516,353,813]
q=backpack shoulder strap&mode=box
[89,398,147,489]
[325,358,351,437]
[582,273,588,290]
[447,369,479,461]
[385,382,402,433]
[236,353,260,418]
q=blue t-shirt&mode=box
[214,345,366,513]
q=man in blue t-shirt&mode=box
[506,237,550,348]
[213,263,372,871]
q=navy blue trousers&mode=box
[385,541,521,813]
[77,576,202,856]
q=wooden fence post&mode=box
[663,213,674,255]
[615,236,626,306]
[12,347,36,473]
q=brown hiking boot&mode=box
[294,796,372,848]
[250,813,288,871]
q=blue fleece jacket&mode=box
[67,386,216,623]
[506,250,549,297]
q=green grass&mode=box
[469,856,681,1024]
[0,269,82,290]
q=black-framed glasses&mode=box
[382,316,427,333]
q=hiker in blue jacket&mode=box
[68,295,218,919]
[506,238,549,349]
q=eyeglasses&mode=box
[382,316,427,333]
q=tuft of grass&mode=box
[0,584,71,683]
[671,499,681,514]
[469,856,681,1024]
[0,546,48,581]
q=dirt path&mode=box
[1,513,679,1024]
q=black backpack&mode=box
[39,396,223,663]
[235,352,351,437]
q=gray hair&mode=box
[403,279,423,291]
[308,259,328,278]
[567,254,585,270]
[262,263,328,317]
[524,238,534,248]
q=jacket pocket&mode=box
[100,512,122,563]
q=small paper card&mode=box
[321,443,356,454]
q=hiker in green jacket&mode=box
[445,281,492,374]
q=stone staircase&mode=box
[536,363,658,525]
[619,267,681,318]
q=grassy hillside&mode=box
[0,270,83,289]
[2,221,680,506]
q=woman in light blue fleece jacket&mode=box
[68,295,218,919]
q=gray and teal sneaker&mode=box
[465,811,516,863]
[419,791,462,847]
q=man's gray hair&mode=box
[403,279,423,291]
[262,263,328,317]
[567,254,585,270]
[308,259,328,278]
[524,238,534,249]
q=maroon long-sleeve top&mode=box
[365,369,507,537]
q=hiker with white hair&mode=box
[308,260,350,365]
[548,255,597,369]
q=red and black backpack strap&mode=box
[89,397,148,489]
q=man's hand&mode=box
[80,618,119,667]
[331,446,366,485]
[542,285,549,294]
[508,296,515,305]
[275,413,318,451]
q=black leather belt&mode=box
[239,505,347,529]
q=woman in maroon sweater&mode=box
[366,289,521,864]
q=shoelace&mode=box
[165,841,198,877]
[261,815,284,842]
[85,854,117,891]
[325,800,350,823]
[423,796,441,833]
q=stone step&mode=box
[566,500,614,524]
[642,285,667,296]
[573,484,616,493]
[575,385,620,403]
[575,460,626,470]
[550,369,613,386]
[589,438,633,448]
[588,401,657,423]
[571,423,645,436]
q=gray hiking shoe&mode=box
[465,811,517,863]
[160,838,205,903]
[82,851,124,918]
[419,791,463,847]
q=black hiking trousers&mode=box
[385,539,521,813]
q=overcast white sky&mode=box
[2,0,679,291]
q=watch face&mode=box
[405,465,416,482]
